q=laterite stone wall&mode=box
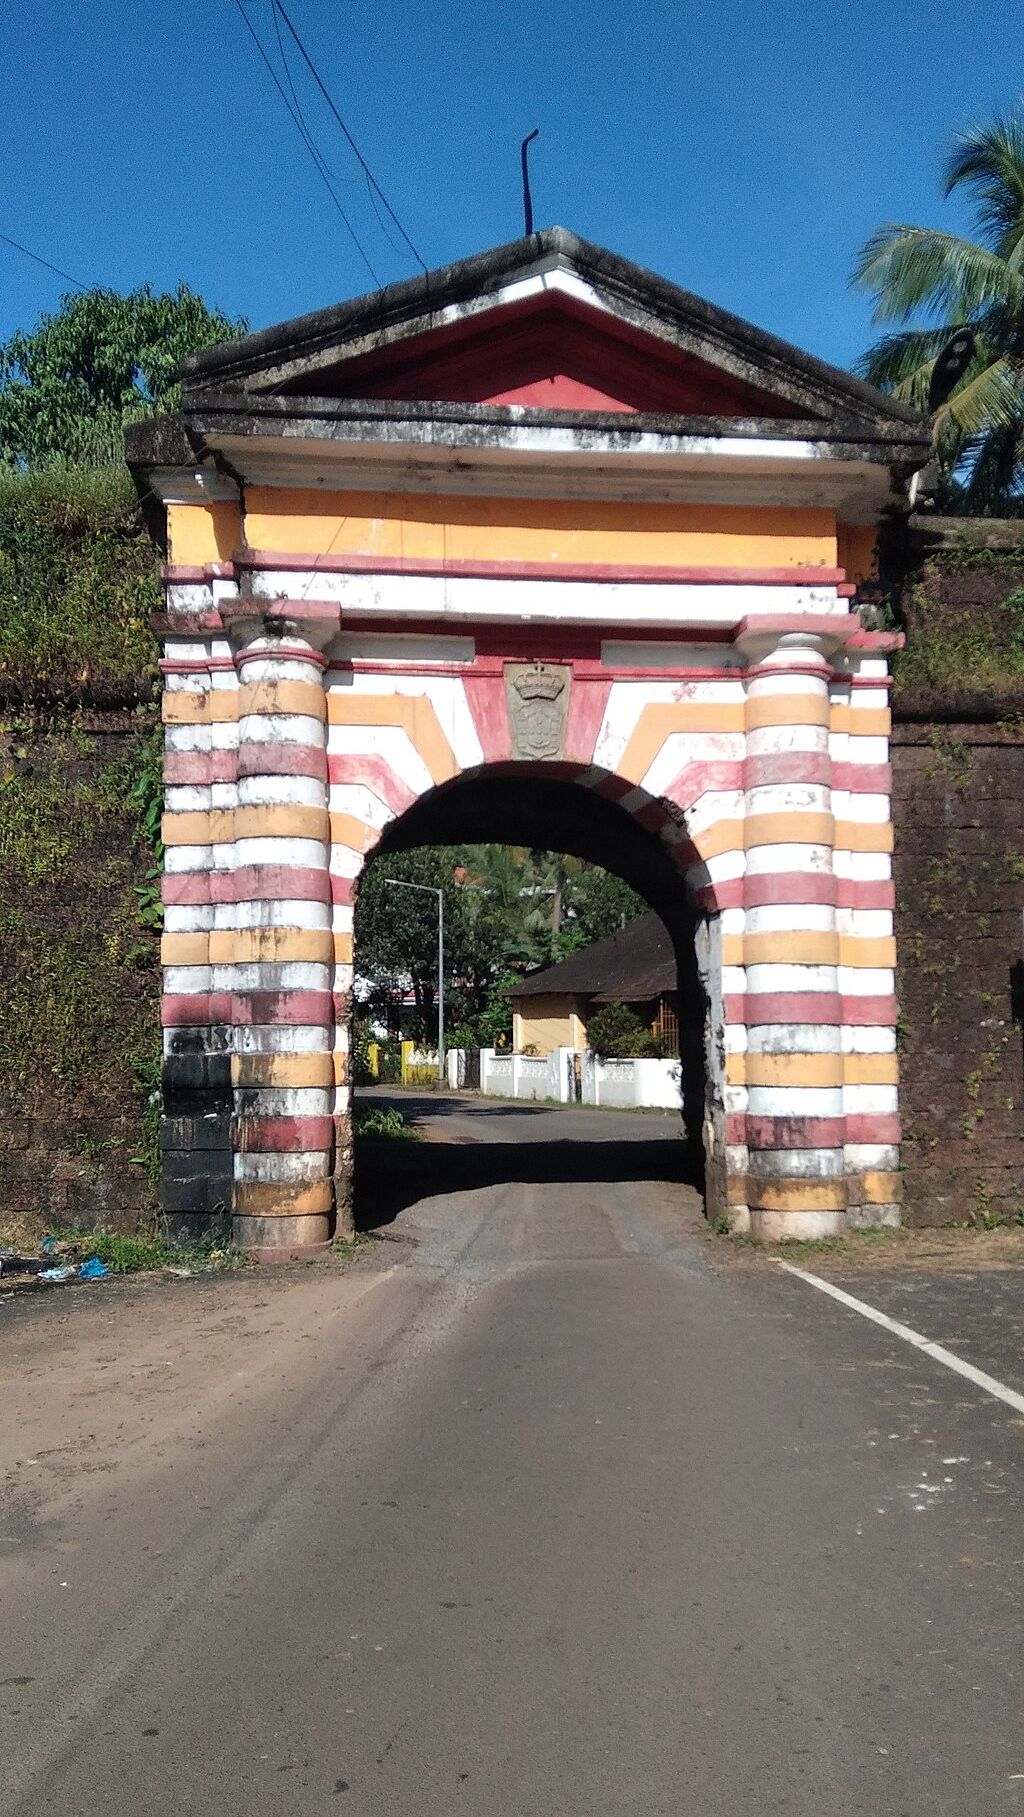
[0,719,161,1235]
[893,724,1024,1225]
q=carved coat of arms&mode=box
[504,662,571,760]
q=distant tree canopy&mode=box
[853,107,1024,514]
[353,845,649,1044]
[0,284,245,468]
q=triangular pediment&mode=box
[181,226,926,440]
[265,292,806,418]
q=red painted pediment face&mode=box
[285,293,807,418]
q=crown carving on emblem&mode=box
[512,663,564,701]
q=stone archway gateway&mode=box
[128,228,931,1259]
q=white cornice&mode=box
[176,437,895,522]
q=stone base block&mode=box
[846,1201,902,1230]
[232,1212,333,1260]
[750,1207,846,1242]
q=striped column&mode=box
[736,625,846,1238]
[159,636,237,1238]
[833,657,901,1224]
[223,606,338,1260]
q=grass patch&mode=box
[775,1227,906,1255]
[711,1224,907,1254]
[354,1105,419,1140]
[18,1224,246,1275]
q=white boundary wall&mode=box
[475,1048,682,1110]
[479,1048,575,1102]
[581,1052,682,1110]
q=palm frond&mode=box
[855,325,957,405]
[944,114,1024,262]
[937,356,1023,440]
[851,225,1024,324]
[960,415,1024,512]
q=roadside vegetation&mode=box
[354,845,647,1060]
[353,1105,419,1141]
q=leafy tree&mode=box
[561,864,647,949]
[0,285,245,468]
[459,846,648,965]
[354,847,512,1043]
[354,845,651,1045]
[586,1001,663,1059]
[852,108,1024,513]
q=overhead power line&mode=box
[271,0,428,275]
[232,0,381,288]
[268,0,349,187]
[0,232,91,293]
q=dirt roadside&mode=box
[0,1242,401,1546]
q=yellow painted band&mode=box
[617,701,746,784]
[232,1052,336,1088]
[744,811,834,850]
[834,820,894,854]
[333,931,354,964]
[749,1179,847,1212]
[843,1053,899,1085]
[692,817,744,860]
[329,812,376,854]
[161,931,209,965]
[162,809,230,846]
[162,804,330,845]
[725,931,889,969]
[831,705,891,736]
[208,928,334,965]
[742,930,839,966]
[326,693,458,785]
[236,803,329,842]
[162,690,237,725]
[167,500,240,565]
[232,1180,334,1216]
[243,486,838,568]
[745,694,830,731]
[238,679,326,722]
[333,1051,349,1085]
[727,1052,845,1088]
[839,936,897,968]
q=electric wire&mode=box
[268,0,349,187]
[232,0,381,287]
[271,0,428,274]
[0,232,91,293]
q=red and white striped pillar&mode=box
[222,604,339,1260]
[736,622,846,1238]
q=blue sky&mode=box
[3,0,1019,373]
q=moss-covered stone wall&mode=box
[891,517,1024,1226]
[0,467,161,1237]
[892,723,1024,1225]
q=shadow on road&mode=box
[353,1123,703,1231]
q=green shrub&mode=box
[354,1105,416,1140]
[586,1002,665,1059]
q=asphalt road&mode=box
[3,1094,1024,1814]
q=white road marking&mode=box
[776,1261,1024,1417]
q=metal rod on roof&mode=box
[521,130,539,237]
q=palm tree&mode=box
[852,109,1024,513]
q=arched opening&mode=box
[348,763,722,1236]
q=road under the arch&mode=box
[352,1087,703,1239]
[6,1094,1024,1815]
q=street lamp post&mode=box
[383,879,445,1085]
